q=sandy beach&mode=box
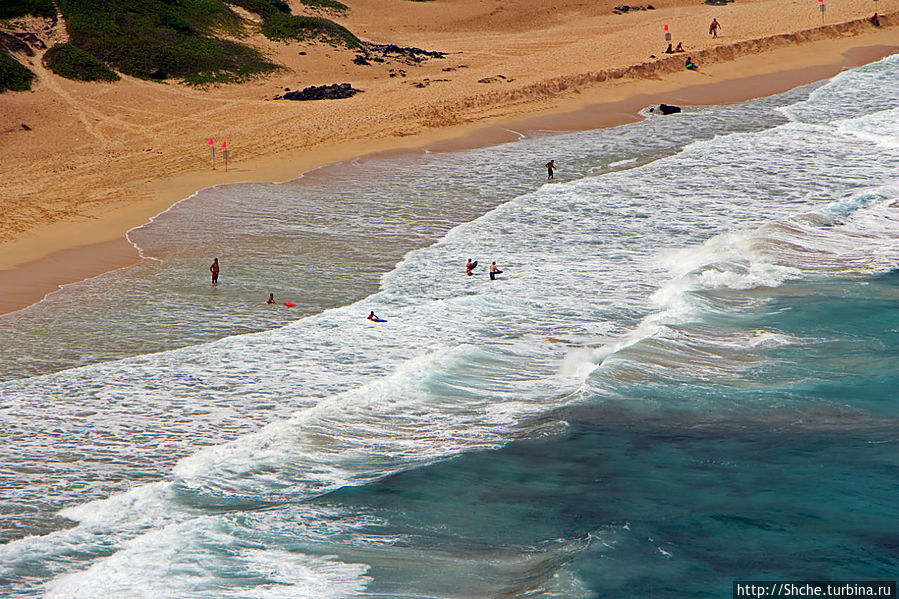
[0,0,896,315]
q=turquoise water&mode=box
[0,54,897,597]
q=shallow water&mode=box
[1,54,897,598]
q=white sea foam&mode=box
[42,517,371,599]
[3,54,899,599]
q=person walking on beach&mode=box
[546,160,556,180]
[709,18,721,38]
[210,258,220,285]
[489,261,503,281]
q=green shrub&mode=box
[300,0,348,14]
[227,0,291,19]
[49,0,363,83]
[0,0,56,19]
[0,50,35,91]
[57,0,279,82]
[44,43,120,81]
[261,13,360,48]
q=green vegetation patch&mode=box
[0,50,35,92]
[300,0,348,14]
[0,0,56,20]
[57,0,279,82]
[227,0,291,20]
[50,0,364,83]
[44,43,120,81]
[261,13,360,48]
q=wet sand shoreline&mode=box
[0,24,895,316]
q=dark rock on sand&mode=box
[278,83,362,101]
[361,42,445,66]
[148,69,167,80]
[613,4,654,14]
[658,103,682,114]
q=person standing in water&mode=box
[267,293,275,304]
[546,160,556,180]
[489,261,503,281]
[466,258,477,276]
[210,258,220,285]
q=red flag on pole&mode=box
[221,141,227,148]
[208,137,214,146]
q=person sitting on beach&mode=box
[674,42,684,52]
[664,43,673,54]
[489,261,503,281]
[871,12,881,26]
[685,57,699,71]
[267,293,275,304]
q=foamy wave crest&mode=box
[836,107,899,151]
[586,190,899,390]
[779,53,899,125]
[42,515,371,599]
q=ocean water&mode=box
[1,54,898,598]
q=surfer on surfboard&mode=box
[368,311,386,322]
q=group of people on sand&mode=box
[653,18,722,69]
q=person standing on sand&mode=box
[709,18,721,38]
[546,160,556,180]
[210,258,219,285]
